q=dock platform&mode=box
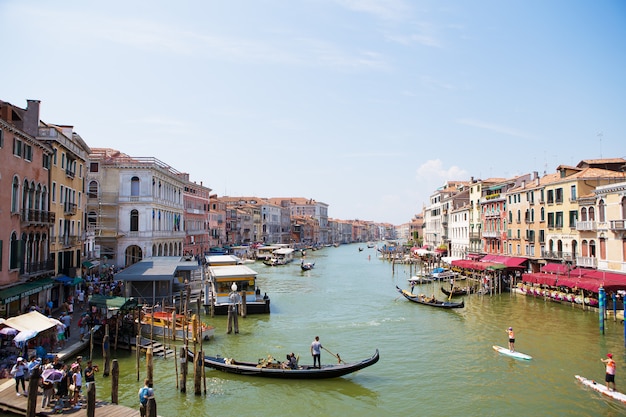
[0,378,142,416]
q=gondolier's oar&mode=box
[323,347,346,364]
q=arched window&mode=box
[598,200,606,222]
[580,207,587,222]
[131,176,140,197]
[621,197,626,220]
[581,240,588,257]
[11,176,20,213]
[541,207,545,222]
[130,209,139,232]
[589,207,595,221]
[88,181,98,198]
[87,211,97,227]
[9,232,21,270]
[589,240,597,257]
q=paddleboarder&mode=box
[506,327,515,352]
[602,353,616,391]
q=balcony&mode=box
[482,231,498,238]
[575,221,597,231]
[57,235,81,247]
[65,169,76,179]
[22,260,55,278]
[469,232,482,241]
[64,202,77,216]
[610,220,626,231]
[576,256,597,268]
[542,250,565,260]
[21,209,55,226]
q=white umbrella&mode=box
[0,327,18,336]
[13,329,38,343]
[42,368,64,383]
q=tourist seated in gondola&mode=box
[281,353,298,369]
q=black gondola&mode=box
[396,286,464,309]
[301,261,315,271]
[440,286,475,297]
[190,349,379,379]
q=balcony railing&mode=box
[21,209,55,225]
[57,235,81,247]
[65,169,76,179]
[575,220,597,231]
[576,256,597,268]
[542,250,565,260]
[610,220,626,231]
[64,202,77,216]
[22,260,55,277]
[482,231,499,238]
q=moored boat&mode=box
[204,264,270,315]
[301,260,315,270]
[191,349,379,379]
[441,286,475,296]
[396,286,464,309]
[140,310,215,341]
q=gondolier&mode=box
[311,336,322,369]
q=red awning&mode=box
[481,254,498,262]
[522,272,557,286]
[541,263,568,274]
[501,256,527,268]
[451,259,498,271]
[523,271,626,292]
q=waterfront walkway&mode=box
[0,302,143,416]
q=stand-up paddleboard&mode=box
[492,345,532,360]
[575,375,626,404]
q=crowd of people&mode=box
[9,354,94,411]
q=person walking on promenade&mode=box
[10,357,28,396]
[311,336,322,369]
[506,327,515,352]
[602,353,617,391]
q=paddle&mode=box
[323,347,346,364]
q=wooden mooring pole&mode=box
[111,359,119,404]
[180,346,188,393]
[86,382,96,417]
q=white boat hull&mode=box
[492,345,532,360]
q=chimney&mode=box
[24,99,41,137]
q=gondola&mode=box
[440,286,475,297]
[190,349,379,379]
[301,261,315,271]
[396,286,464,309]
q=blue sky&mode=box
[2,1,625,225]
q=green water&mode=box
[89,244,626,416]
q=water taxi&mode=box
[204,264,270,314]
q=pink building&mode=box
[0,100,55,316]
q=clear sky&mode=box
[2,1,625,225]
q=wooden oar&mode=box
[323,347,346,364]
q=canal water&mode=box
[89,244,626,416]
